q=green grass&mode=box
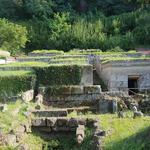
[0,101,33,133]
[68,112,150,150]
[67,49,138,55]
[31,50,64,54]
[1,104,150,150]
[0,61,49,67]
[102,57,150,64]
[100,114,150,150]
[0,70,34,77]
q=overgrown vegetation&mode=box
[0,1,149,54]
[34,65,83,86]
[0,19,28,55]
[0,70,36,101]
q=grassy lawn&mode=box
[0,102,150,150]
[100,114,150,150]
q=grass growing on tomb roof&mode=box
[102,57,150,64]
[31,50,64,54]
[0,61,49,67]
[0,70,34,77]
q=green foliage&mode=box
[0,0,149,52]
[1,61,49,68]
[0,19,28,55]
[34,65,83,86]
[0,70,36,101]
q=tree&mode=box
[0,19,28,55]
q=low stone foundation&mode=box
[31,117,105,149]
[39,85,102,108]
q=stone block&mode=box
[0,104,7,112]
[0,50,10,57]
[5,134,16,146]
[99,100,111,113]
[84,85,101,94]
[78,119,86,125]
[38,126,52,132]
[71,86,84,94]
[47,117,57,127]
[23,122,31,133]
[86,118,99,127]
[52,127,71,132]
[31,118,46,127]
[32,110,68,117]
[68,118,78,127]
[57,86,71,95]
[35,94,43,106]
[22,90,34,103]
[56,118,68,127]
[18,144,30,150]
[133,111,143,118]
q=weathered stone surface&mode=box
[4,134,16,146]
[38,126,52,132]
[78,119,86,125]
[32,110,68,117]
[56,118,68,127]
[14,125,26,142]
[118,111,125,118]
[31,118,46,126]
[84,85,101,94]
[47,118,57,127]
[35,105,41,110]
[112,100,117,113]
[76,135,84,144]
[133,111,143,118]
[52,127,71,132]
[0,50,10,57]
[76,125,85,138]
[22,90,34,103]
[35,94,43,106]
[18,144,30,150]
[71,86,84,94]
[86,118,99,127]
[68,118,78,127]
[0,104,7,112]
[23,122,31,133]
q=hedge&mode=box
[0,70,36,101]
[34,65,83,86]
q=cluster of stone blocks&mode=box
[32,117,87,132]
[31,117,105,149]
[39,85,102,108]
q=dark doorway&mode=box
[128,76,139,95]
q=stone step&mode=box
[32,109,68,117]
[66,106,97,113]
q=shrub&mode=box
[0,70,36,101]
[0,19,28,55]
[34,65,83,86]
[133,25,150,45]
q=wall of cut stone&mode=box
[138,73,150,90]
[99,63,150,92]
[80,65,93,85]
[39,85,102,108]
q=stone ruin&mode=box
[0,50,150,149]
